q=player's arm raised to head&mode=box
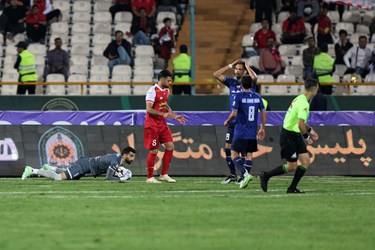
[213,59,241,82]
[244,59,258,82]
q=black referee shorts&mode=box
[279,128,308,162]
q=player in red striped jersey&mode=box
[144,69,186,183]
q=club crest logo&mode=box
[38,127,84,169]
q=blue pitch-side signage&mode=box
[0,111,374,126]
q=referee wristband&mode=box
[228,64,232,69]
[303,133,310,140]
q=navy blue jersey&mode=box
[223,77,242,112]
[88,153,122,176]
[232,91,264,139]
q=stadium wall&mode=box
[0,95,374,111]
[0,111,374,177]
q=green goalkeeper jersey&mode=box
[283,94,310,133]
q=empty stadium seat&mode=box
[334,64,347,77]
[88,75,110,95]
[70,65,88,75]
[90,65,110,76]
[0,83,17,95]
[91,56,109,66]
[242,34,253,47]
[277,11,289,23]
[249,22,261,34]
[92,45,107,56]
[28,44,46,56]
[114,23,132,34]
[73,1,91,13]
[285,65,303,81]
[92,23,112,34]
[134,57,154,67]
[132,83,153,95]
[133,66,154,77]
[93,12,112,23]
[94,2,112,12]
[247,56,260,68]
[70,34,90,45]
[156,11,177,24]
[67,74,87,95]
[92,34,112,46]
[71,22,91,34]
[112,65,132,77]
[50,22,69,35]
[45,74,66,95]
[70,55,89,67]
[279,45,297,56]
[342,10,361,23]
[114,11,133,23]
[135,45,155,57]
[2,64,18,75]
[327,11,340,24]
[3,55,18,65]
[335,22,354,35]
[70,45,90,56]
[356,24,369,34]
[71,12,91,23]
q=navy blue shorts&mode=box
[64,157,91,180]
[280,128,308,162]
[231,138,258,154]
[225,121,235,144]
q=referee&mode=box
[259,78,319,193]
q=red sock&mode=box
[161,149,173,175]
[147,152,157,178]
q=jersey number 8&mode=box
[248,106,255,121]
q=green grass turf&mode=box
[0,176,374,250]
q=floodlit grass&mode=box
[0,176,374,250]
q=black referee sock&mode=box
[265,164,288,178]
[288,166,307,190]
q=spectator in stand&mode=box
[131,0,156,18]
[25,4,47,44]
[31,0,61,24]
[280,0,298,12]
[103,30,133,76]
[369,16,375,42]
[250,0,277,26]
[259,36,283,77]
[297,0,319,30]
[0,0,27,42]
[43,37,69,81]
[281,7,306,44]
[156,0,183,25]
[130,7,157,45]
[253,19,276,54]
[303,35,320,80]
[334,29,352,65]
[158,17,175,68]
[317,3,333,48]
[109,0,132,23]
[343,36,372,78]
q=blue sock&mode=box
[233,157,246,175]
[244,160,253,174]
[225,148,236,176]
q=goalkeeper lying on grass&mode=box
[21,146,136,182]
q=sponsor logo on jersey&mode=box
[291,152,297,159]
[38,127,84,169]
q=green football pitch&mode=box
[1,176,374,250]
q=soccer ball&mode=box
[115,166,132,180]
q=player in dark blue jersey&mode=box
[224,76,266,189]
[21,146,136,182]
[213,58,258,184]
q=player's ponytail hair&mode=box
[122,146,136,155]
